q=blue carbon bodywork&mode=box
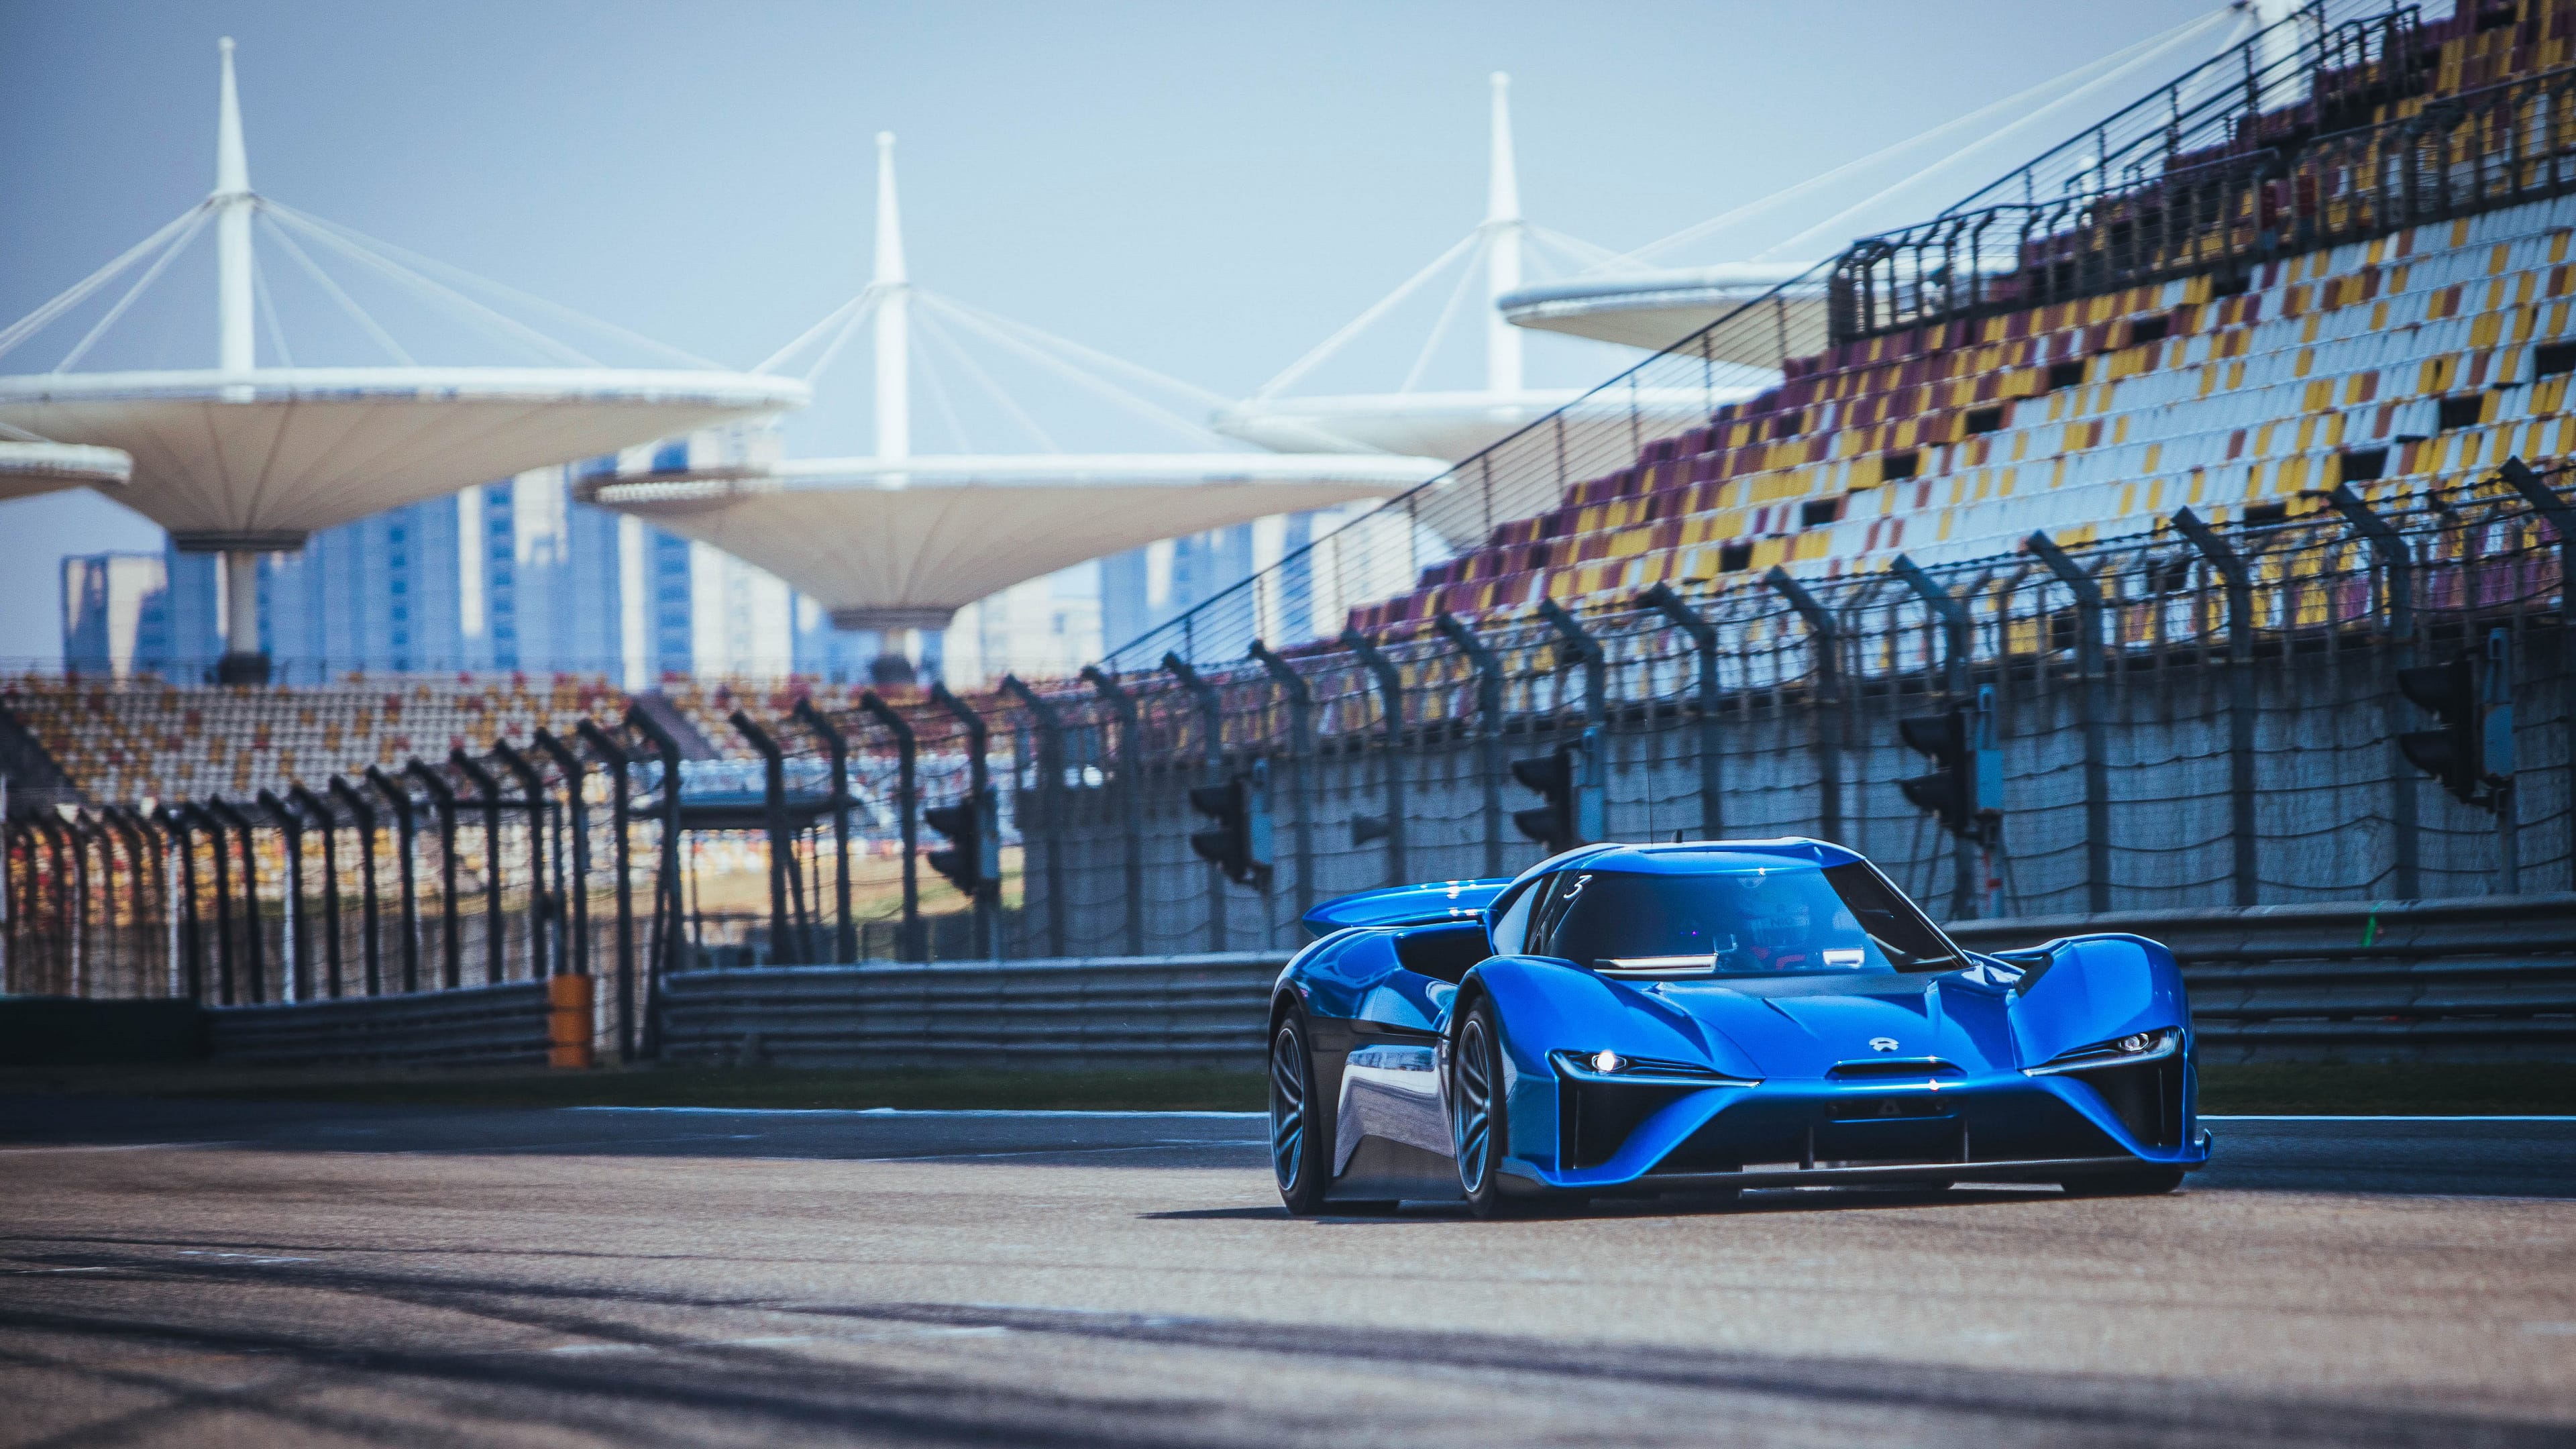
[1300,877,1511,937]
[1273,839,2210,1204]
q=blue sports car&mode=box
[1267,838,2210,1217]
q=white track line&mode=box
[561,1107,1267,1120]
[2202,1114,2576,1123]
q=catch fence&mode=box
[7,464,2574,1034]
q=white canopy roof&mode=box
[586,452,1445,629]
[1499,264,1827,362]
[0,368,808,547]
[1212,385,1754,462]
[0,438,130,505]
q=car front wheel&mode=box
[1270,1013,1330,1215]
[1451,1002,1529,1218]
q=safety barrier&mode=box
[657,952,1291,1071]
[658,896,2576,1071]
[160,892,2576,1072]
[1956,894,2576,1063]
[205,979,553,1070]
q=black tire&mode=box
[1451,1001,1534,1219]
[1269,1011,1332,1215]
[2061,1167,2186,1197]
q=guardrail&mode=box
[205,979,554,1070]
[657,952,1290,1071]
[167,894,2576,1072]
[1951,894,2576,1063]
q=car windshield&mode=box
[1534,861,1964,975]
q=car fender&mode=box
[2008,932,2189,1067]
[1459,957,1768,1179]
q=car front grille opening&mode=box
[2067,1058,2184,1148]
[1560,1081,1699,1171]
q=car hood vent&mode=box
[1829,1057,1964,1079]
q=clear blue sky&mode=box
[0,0,2216,660]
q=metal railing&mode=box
[1838,58,2576,342]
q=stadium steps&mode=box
[631,690,721,761]
[0,703,83,812]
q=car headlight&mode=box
[2022,1026,2181,1077]
[1550,1050,1756,1086]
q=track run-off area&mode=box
[3,1100,2573,1447]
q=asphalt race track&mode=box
[3,1099,2574,1447]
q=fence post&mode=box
[1538,600,1607,731]
[2171,507,2260,907]
[1636,584,1724,841]
[258,790,306,1003]
[185,805,236,1003]
[30,815,68,997]
[2324,484,2422,900]
[1890,555,1979,918]
[326,779,383,995]
[931,684,1000,959]
[0,813,13,996]
[790,700,857,963]
[364,767,423,993]
[403,762,462,989]
[106,808,158,998]
[2024,534,2114,914]
[61,815,91,998]
[625,704,685,1055]
[1077,667,1146,956]
[449,751,508,983]
[1162,653,1230,953]
[162,806,203,1002]
[535,730,592,981]
[288,786,342,997]
[576,720,637,1057]
[1433,613,1507,876]
[1248,642,1318,919]
[208,797,266,1004]
[859,691,926,961]
[76,814,109,999]
[493,743,551,980]
[1338,630,1409,886]
[989,675,1061,959]
[1763,568,1846,845]
[2501,457,2575,894]
[730,711,796,967]
[1000,676,1069,958]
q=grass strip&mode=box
[2194,1062,2576,1116]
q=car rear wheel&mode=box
[2061,1167,2186,1197]
[1271,1013,1332,1215]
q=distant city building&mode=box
[60,552,173,677]
[58,462,1142,686]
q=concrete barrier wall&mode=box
[658,952,1290,1071]
[172,893,2576,1073]
[206,980,552,1070]
[667,895,2576,1070]
[1952,894,2576,1063]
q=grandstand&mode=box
[1089,0,2576,659]
[0,675,629,808]
[1311,2,2576,634]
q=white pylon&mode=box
[215,37,254,374]
[873,131,910,466]
[215,37,262,664]
[1484,72,1523,396]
